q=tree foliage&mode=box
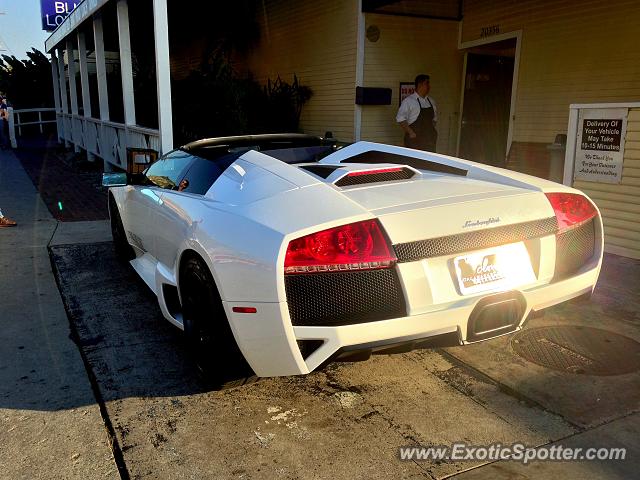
[0,49,53,108]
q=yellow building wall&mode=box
[574,108,640,259]
[360,14,463,154]
[462,0,640,144]
[242,0,358,142]
[461,0,640,258]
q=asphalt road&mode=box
[50,243,640,479]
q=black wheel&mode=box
[180,256,256,390]
[109,195,135,261]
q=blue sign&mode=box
[41,1,78,31]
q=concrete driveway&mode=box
[48,241,640,479]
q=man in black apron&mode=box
[396,74,438,151]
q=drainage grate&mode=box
[511,326,640,376]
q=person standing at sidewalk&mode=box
[396,74,438,152]
[0,97,9,150]
[0,207,17,227]
[0,97,17,226]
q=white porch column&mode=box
[50,51,63,143]
[77,32,92,118]
[117,0,136,126]
[66,38,80,152]
[57,46,70,147]
[354,0,365,141]
[78,31,95,161]
[93,13,111,170]
[93,14,110,122]
[153,0,173,154]
[66,40,79,116]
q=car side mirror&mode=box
[102,172,128,187]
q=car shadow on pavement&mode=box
[43,242,208,408]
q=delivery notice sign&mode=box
[574,108,627,184]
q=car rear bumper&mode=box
[226,259,601,377]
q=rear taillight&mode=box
[545,192,597,233]
[284,219,396,274]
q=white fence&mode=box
[58,113,160,168]
[7,107,58,148]
[8,108,160,168]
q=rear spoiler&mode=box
[315,141,558,192]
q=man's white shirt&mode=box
[396,92,438,126]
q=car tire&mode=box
[109,195,135,261]
[180,256,257,390]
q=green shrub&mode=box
[172,55,312,145]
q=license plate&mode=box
[453,243,535,295]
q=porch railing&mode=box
[59,112,160,168]
[7,107,58,148]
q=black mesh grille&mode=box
[553,219,595,281]
[335,168,415,187]
[285,269,406,326]
[394,217,559,262]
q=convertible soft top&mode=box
[182,133,329,152]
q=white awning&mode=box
[45,0,110,52]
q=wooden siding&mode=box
[574,108,640,259]
[462,0,640,144]
[506,142,552,179]
[169,37,206,81]
[360,13,462,153]
[241,0,358,142]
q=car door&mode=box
[125,150,193,258]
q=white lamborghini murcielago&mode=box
[103,134,603,385]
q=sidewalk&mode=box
[12,134,108,222]
[0,147,118,479]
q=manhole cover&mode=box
[511,326,640,376]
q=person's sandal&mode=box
[0,216,17,227]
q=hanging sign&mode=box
[574,108,627,184]
[41,1,78,31]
